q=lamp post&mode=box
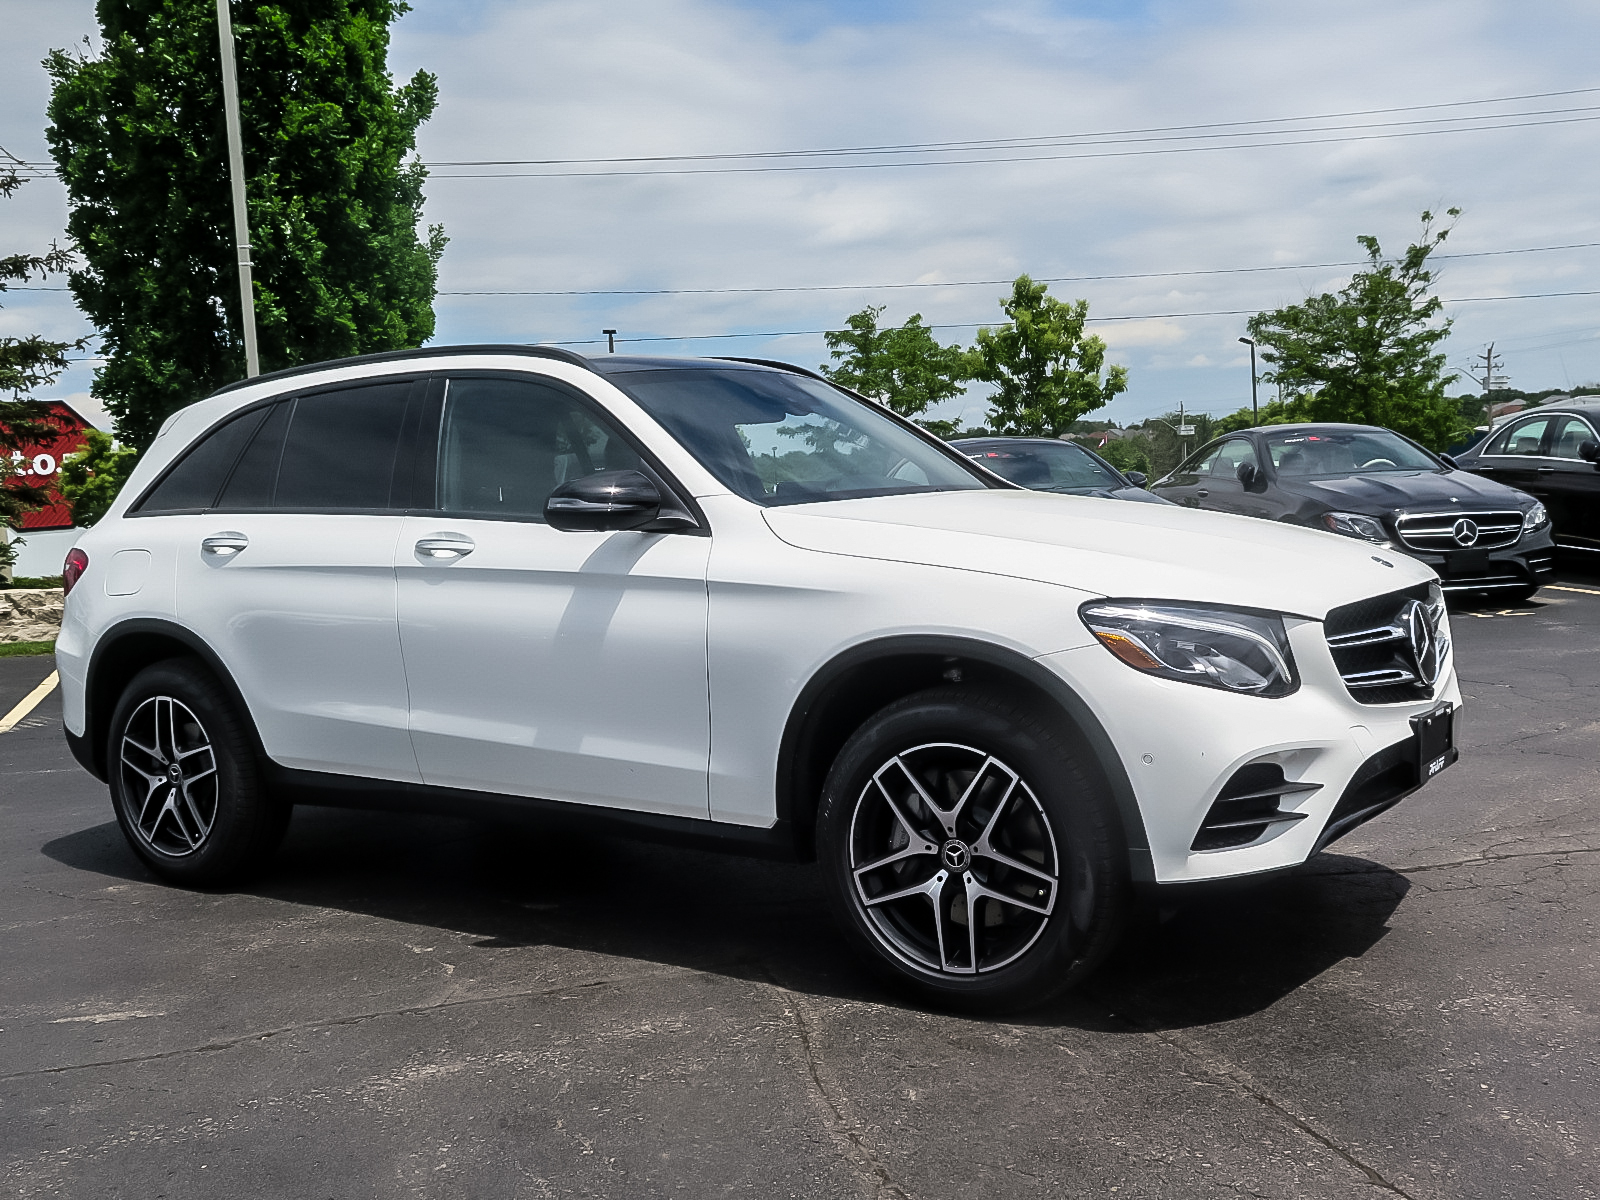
[603,329,617,353]
[1238,336,1258,426]
[215,0,260,378]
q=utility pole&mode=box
[1238,336,1258,425]
[602,329,617,353]
[1468,343,1506,419]
[215,0,259,377]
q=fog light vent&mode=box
[1191,762,1322,852]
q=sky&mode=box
[2,0,1598,432]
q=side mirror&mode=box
[1123,471,1148,488]
[545,470,662,532]
[1581,439,1600,464]
[1440,453,1459,470]
[1235,461,1259,488]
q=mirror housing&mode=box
[1440,453,1460,470]
[1580,439,1600,465]
[1235,461,1259,488]
[1123,471,1148,488]
[545,470,663,532]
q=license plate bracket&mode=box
[1412,703,1456,784]
[1443,548,1491,576]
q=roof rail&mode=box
[207,343,593,398]
[714,356,829,382]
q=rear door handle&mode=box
[1196,489,1209,498]
[415,536,475,560]
[201,533,249,557]
[1536,467,1556,473]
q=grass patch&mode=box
[3,576,64,590]
[0,641,56,658]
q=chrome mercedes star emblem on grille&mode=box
[1405,599,1441,686]
[1451,517,1480,547]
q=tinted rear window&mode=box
[273,382,413,510]
[134,406,270,513]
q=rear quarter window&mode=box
[132,406,270,514]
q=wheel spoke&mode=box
[963,877,980,974]
[974,841,1056,886]
[891,756,954,835]
[947,755,1009,832]
[122,735,163,767]
[861,868,946,909]
[965,873,1053,918]
[872,774,935,846]
[178,781,212,841]
[135,777,167,830]
[853,840,937,880]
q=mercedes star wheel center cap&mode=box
[941,840,973,871]
[1452,517,1480,547]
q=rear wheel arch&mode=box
[776,636,1150,873]
[81,620,261,781]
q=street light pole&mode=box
[603,329,617,353]
[1238,336,1257,425]
[215,0,259,377]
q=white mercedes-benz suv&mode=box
[57,347,1459,1009]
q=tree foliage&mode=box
[59,427,140,527]
[1,162,82,534]
[821,305,970,433]
[1097,437,1150,476]
[1245,209,1462,449]
[968,276,1127,437]
[46,0,445,449]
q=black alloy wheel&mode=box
[108,658,290,886]
[817,687,1127,1011]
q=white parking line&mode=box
[0,671,59,734]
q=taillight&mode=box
[62,548,89,596]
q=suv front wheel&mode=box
[107,658,290,886]
[817,687,1127,1011]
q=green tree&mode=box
[46,0,446,450]
[1098,437,1150,477]
[968,276,1128,437]
[821,305,970,432]
[1245,209,1463,449]
[2,160,83,568]
[59,428,140,527]
[1212,395,1315,436]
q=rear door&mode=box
[161,377,424,781]
[393,372,712,818]
[1543,414,1600,548]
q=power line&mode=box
[434,241,1600,298]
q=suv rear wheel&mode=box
[816,686,1127,1011]
[107,658,289,886]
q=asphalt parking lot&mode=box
[3,568,1597,1200]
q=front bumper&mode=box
[1403,526,1556,593]
[1039,614,1463,884]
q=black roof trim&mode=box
[207,344,593,398]
[713,356,829,381]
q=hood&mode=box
[1280,468,1533,514]
[763,490,1432,619]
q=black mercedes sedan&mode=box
[1150,423,1556,600]
[1450,398,1600,558]
[952,436,1175,505]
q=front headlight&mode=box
[1523,502,1550,533]
[1079,601,1299,697]
[1321,511,1389,543]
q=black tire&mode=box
[106,657,289,886]
[816,686,1128,1012]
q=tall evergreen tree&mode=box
[46,0,445,449]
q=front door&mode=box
[1543,414,1600,549]
[395,373,712,819]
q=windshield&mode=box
[960,441,1123,491]
[1266,429,1441,477]
[610,368,991,505]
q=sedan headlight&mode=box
[1523,502,1550,533]
[1321,511,1389,543]
[1079,601,1298,697]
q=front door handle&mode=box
[201,533,249,557]
[415,536,475,560]
[1196,488,1209,498]
[1536,467,1556,473]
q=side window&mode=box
[273,381,414,510]
[133,405,270,514]
[1550,415,1599,460]
[436,377,644,519]
[1213,438,1260,475]
[1179,443,1227,478]
[216,400,291,509]
[1490,416,1553,456]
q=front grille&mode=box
[1191,762,1321,852]
[1395,510,1523,552]
[1324,583,1448,704]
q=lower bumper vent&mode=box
[1191,762,1322,852]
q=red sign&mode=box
[5,401,93,532]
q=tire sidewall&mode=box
[107,658,278,886]
[817,687,1125,1011]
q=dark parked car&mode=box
[952,437,1175,505]
[1150,423,1556,600]
[1451,399,1600,557]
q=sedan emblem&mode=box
[1451,518,1480,547]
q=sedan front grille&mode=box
[1324,583,1448,704]
[1395,510,1522,552]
